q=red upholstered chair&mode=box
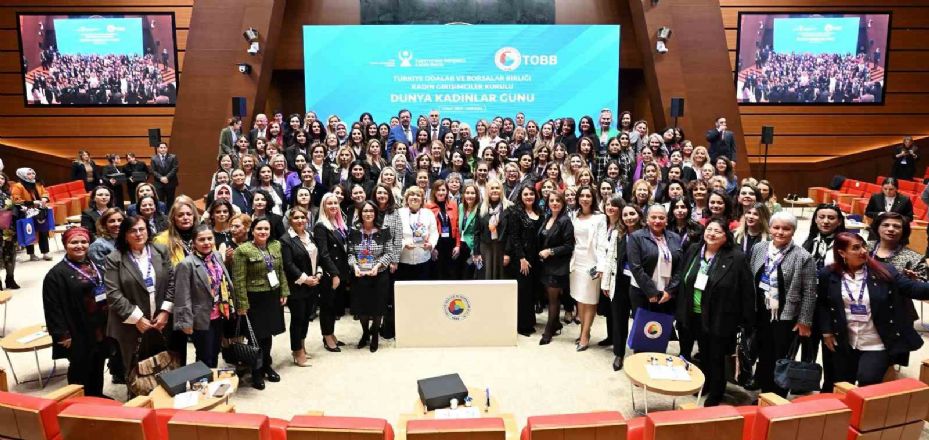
[521,411,627,440]
[65,181,89,210]
[751,397,850,440]
[287,415,395,440]
[0,384,122,440]
[167,410,273,440]
[839,378,929,438]
[57,403,160,440]
[406,417,506,440]
[643,406,743,440]
[626,417,645,440]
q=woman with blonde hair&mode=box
[313,192,349,352]
[734,202,771,254]
[154,195,202,266]
[630,179,653,212]
[474,179,512,280]
[398,186,438,280]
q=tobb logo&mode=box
[495,47,521,71]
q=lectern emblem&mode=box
[443,294,471,320]
[398,50,413,67]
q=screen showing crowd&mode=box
[735,13,890,104]
[17,13,179,106]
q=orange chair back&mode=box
[167,410,272,440]
[0,391,60,440]
[523,411,626,440]
[287,415,394,440]
[752,398,850,440]
[644,406,743,440]
[407,417,505,440]
[57,403,159,440]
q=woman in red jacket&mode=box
[425,179,461,280]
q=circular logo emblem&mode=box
[443,294,471,321]
[25,223,33,235]
[494,47,521,71]
[643,321,663,339]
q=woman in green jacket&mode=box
[232,217,289,390]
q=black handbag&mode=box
[221,314,263,371]
[774,336,822,394]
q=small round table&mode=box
[0,324,56,388]
[623,352,705,413]
[147,370,239,411]
[784,197,816,219]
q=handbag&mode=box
[127,331,181,397]
[16,218,36,247]
[35,208,53,233]
[221,314,263,371]
[627,305,674,353]
[774,335,823,394]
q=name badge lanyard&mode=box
[686,245,714,288]
[651,232,671,262]
[438,209,451,236]
[65,259,105,302]
[262,248,281,288]
[130,247,155,292]
[843,268,869,316]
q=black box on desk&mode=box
[156,361,212,396]
[417,373,468,410]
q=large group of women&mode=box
[34,107,929,406]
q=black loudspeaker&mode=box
[761,126,775,144]
[148,128,162,147]
[232,97,247,117]
[670,97,684,118]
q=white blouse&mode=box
[398,207,439,265]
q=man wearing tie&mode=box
[151,142,179,206]
[427,109,444,142]
[249,113,269,150]
[386,108,419,157]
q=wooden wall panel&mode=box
[721,0,929,197]
[0,1,192,186]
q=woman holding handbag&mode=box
[819,232,929,386]
[232,218,290,390]
[173,224,234,368]
[280,206,321,367]
[10,167,52,261]
[104,215,178,394]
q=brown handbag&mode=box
[127,331,181,397]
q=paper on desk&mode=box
[207,379,232,397]
[435,407,481,419]
[173,391,200,409]
[645,365,691,381]
[16,331,48,344]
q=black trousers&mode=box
[156,184,176,208]
[168,329,188,367]
[611,282,632,357]
[456,243,476,280]
[288,295,316,351]
[257,336,273,372]
[831,347,891,387]
[318,280,338,336]
[25,232,50,255]
[434,237,456,280]
[677,312,732,405]
[755,317,796,396]
[398,261,432,281]
[514,261,539,333]
[68,342,107,397]
[191,319,223,368]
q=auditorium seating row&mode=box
[45,181,88,226]
[809,176,929,223]
[1,378,927,440]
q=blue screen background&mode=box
[303,25,620,123]
[54,17,143,56]
[773,17,860,55]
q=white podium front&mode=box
[395,280,517,348]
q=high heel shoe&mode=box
[370,335,379,352]
[539,334,552,345]
[575,343,589,352]
[562,312,573,324]
[336,341,346,347]
[264,366,281,382]
[323,338,341,352]
[612,356,624,371]
[292,349,311,367]
[357,334,370,349]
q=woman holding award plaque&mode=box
[347,201,393,352]
[398,186,438,281]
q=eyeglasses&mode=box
[129,227,148,235]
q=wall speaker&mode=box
[148,128,162,147]
[232,97,247,118]
[670,97,684,118]
[761,126,775,144]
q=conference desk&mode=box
[395,280,517,348]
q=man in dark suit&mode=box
[865,177,914,224]
[249,113,270,149]
[425,109,446,143]
[705,116,738,167]
[386,109,418,157]
[151,142,179,207]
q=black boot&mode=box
[370,334,379,352]
[358,320,371,349]
[251,371,265,390]
[5,276,19,290]
[264,365,281,382]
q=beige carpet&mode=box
[3,209,929,435]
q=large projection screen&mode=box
[304,25,620,122]
[734,12,890,105]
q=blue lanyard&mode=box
[64,258,102,287]
[129,246,153,280]
[258,247,273,271]
[842,268,868,304]
[764,247,786,277]
[651,232,671,262]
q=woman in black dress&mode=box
[506,185,543,336]
[348,201,393,352]
[538,190,575,345]
[43,227,109,396]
